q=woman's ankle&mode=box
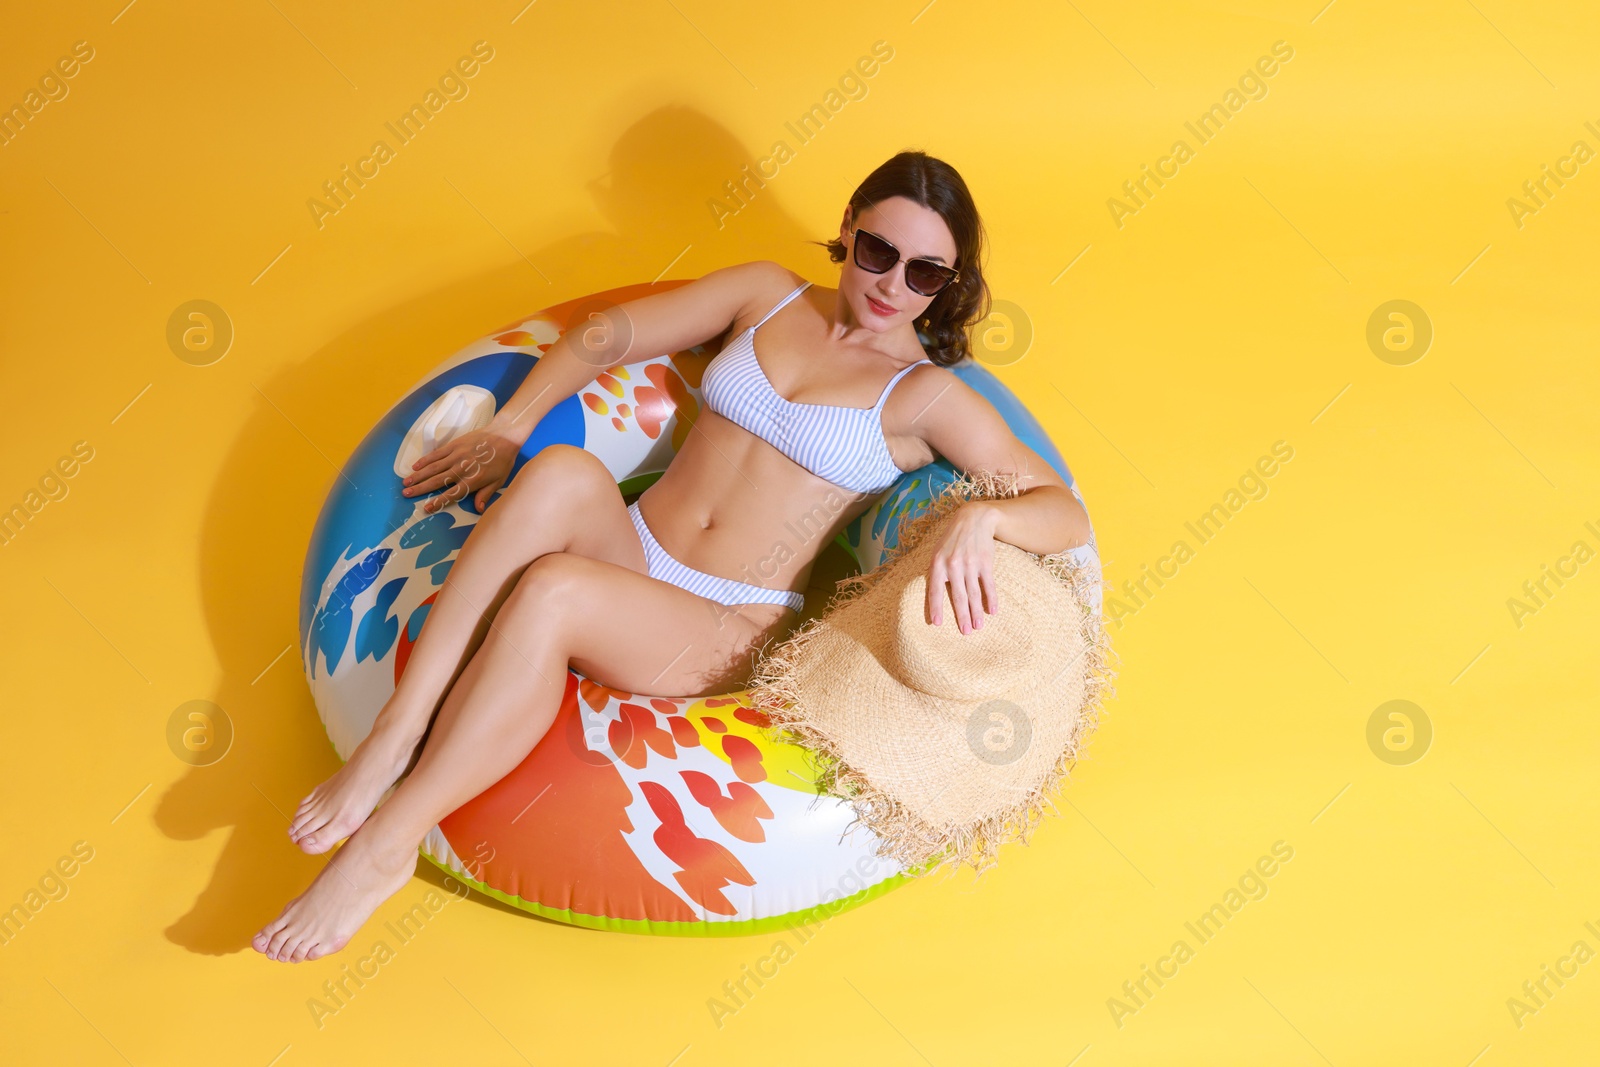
[359,707,431,763]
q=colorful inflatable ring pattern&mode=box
[298,280,1102,936]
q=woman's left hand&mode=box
[925,502,1002,635]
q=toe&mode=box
[266,926,295,961]
[308,825,345,854]
[289,939,314,964]
[253,916,286,954]
[289,809,323,840]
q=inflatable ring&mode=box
[299,281,1102,936]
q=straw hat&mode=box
[746,471,1115,879]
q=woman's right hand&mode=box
[401,426,523,513]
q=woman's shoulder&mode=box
[712,259,811,301]
[728,259,807,289]
[887,359,986,418]
[716,260,810,329]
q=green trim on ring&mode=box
[418,849,919,937]
[616,470,664,498]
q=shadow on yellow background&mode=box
[154,104,794,956]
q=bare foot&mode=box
[251,835,415,963]
[288,724,421,854]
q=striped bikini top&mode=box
[700,281,932,495]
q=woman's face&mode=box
[838,196,959,331]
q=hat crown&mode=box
[889,545,1065,701]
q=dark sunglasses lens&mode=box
[906,260,955,295]
[855,230,898,272]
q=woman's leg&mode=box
[255,551,792,962]
[289,444,648,854]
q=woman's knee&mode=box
[521,443,610,493]
[494,444,611,514]
[500,551,586,622]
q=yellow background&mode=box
[3,1,1597,1063]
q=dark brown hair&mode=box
[812,149,989,368]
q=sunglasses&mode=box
[848,226,960,297]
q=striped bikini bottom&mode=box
[627,501,806,614]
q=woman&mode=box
[253,149,1091,962]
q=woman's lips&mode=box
[866,296,896,317]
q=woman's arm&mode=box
[952,484,1087,555]
[906,370,1091,633]
[403,261,784,511]
[483,263,759,445]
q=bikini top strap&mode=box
[872,358,933,411]
[751,280,813,332]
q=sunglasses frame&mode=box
[847,226,960,297]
